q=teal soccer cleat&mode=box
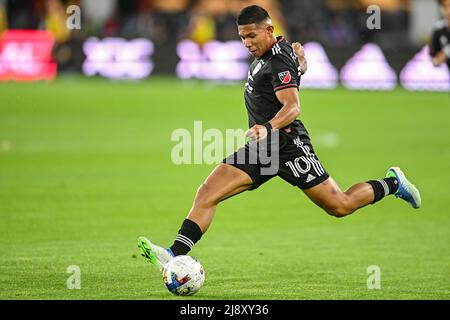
[386,167,421,209]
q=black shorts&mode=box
[223,126,329,190]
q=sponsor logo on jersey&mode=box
[278,71,291,84]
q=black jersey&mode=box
[244,36,307,134]
[430,19,450,70]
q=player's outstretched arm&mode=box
[292,42,308,75]
[246,87,300,143]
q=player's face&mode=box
[441,0,450,20]
[238,23,275,58]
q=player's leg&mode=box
[168,163,256,256]
[138,163,254,268]
[277,129,420,217]
[186,163,254,233]
[303,167,421,217]
[302,177,381,217]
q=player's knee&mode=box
[194,182,217,208]
[323,202,354,218]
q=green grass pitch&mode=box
[0,77,449,299]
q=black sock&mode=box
[367,177,398,204]
[169,219,203,256]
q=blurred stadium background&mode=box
[0,0,448,89]
[0,0,449,300]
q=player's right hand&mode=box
[245,124,268,144]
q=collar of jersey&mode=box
[258,36,285,60]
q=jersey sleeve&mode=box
[268,55,299,92]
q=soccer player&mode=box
[430,0,450,70]
[138,5,421,269]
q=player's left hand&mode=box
[292,42,305,60]
[246,124,268,143]
[292,41,308,75]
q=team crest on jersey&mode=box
[278,71,291,84]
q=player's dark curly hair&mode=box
[236,5,271,26]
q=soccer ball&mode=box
[162,255,205,296]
